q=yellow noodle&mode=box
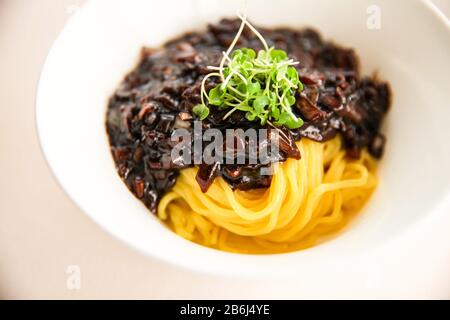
[157,136,377,254]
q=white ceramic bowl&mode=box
[36,0,450,289]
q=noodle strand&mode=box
[157,136,377,254]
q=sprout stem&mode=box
[218,14,247,81]
[236,12,269,52]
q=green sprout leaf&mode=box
[253,96,269,113]
[208,86,225,106]
[196,14,305,130]
[284,115,304,129]
[192,104,210,120]
[270,49,288,62]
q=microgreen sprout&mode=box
[192,13,304,129]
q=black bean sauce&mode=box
[106,19,391,214]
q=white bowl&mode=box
[36,0,450,290]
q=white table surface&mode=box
[0,0,449,299]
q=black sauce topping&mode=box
[106,19,391,213]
